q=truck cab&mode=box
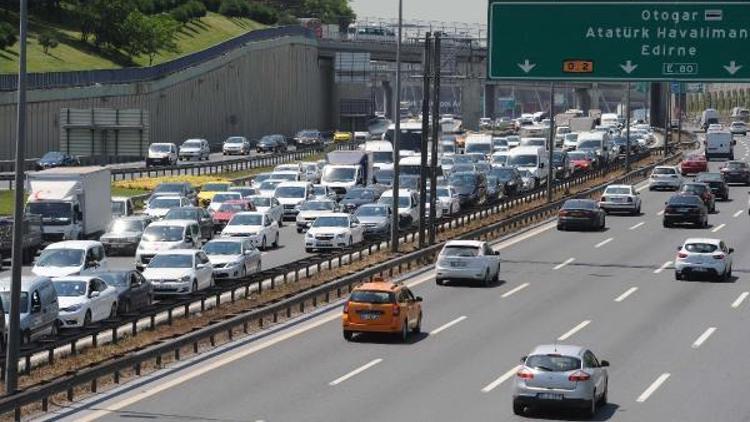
[321,151,374,198]
[508,146,549,186]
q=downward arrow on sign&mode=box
[724,61,743,75]
[517,59,536,74]
[620,60,638,74]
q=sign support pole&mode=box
[547,81,555,203]
[428,33,441,245]
[665,83,671,155]
[625,82,632,173]
[418,32,432,249]
[390,0,402,254]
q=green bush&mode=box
[0,21,17,50]
[38,31,59,54]
[185,0,207,18]
[218,0,248,17]
[170,6,191,23]
[202,0,222,12]
[246,2,277,24]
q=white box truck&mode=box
[321,151,374,198]
[26,167,111,243]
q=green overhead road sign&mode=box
[488,1,750,81]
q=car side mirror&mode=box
[196,263,206,269]
[415,296,423,302]
[677,246,681,251]
[89,291,100,298]
[539,163,545,168]
[729,248,735,254]
[520,355,527,363]
[130,280,140,287]
[30,303,41,314]
[600,360,610,367]
[494,250,500,256]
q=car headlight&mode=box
[62,304,83,312]
[138,243,145,250]
[306,233,314,238]
[336,233,346,239]
[126,237,140,243]
[179,275,192,282]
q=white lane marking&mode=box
[734,210,744,218]
[595,237,614,248]
[495,221,557,251]
[329,358,383,386]
[654,260,673,274]
[553,258,575,270]
[657,210,665,216]
[430,316,467,335]
[691,327,717,349]
[637,373,671,403]
[711,223,726,233]
[731,292,749,309]
[557,320,591,341]
[501,283,530,298]
[614,287,639,303]
[481,365,521,393]
[629,222,645,230]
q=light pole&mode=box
[6,0,29,393]
[390,0,402,253]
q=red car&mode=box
[567,151,593,172]
[679,154,708,175]
[211,200,253,232]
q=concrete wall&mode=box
[0,36,328,160]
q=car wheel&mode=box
[83,310,92,327]
[600,216,606,230]
[261,236,267,251]
[663,219,671,228]
[348,237,353,249]
[412,313,422,334]
[599,384,608,406]
[296,228,303,234]
[512,400,526,416]
[239,264,247,279]
[121,300,131,314]
[277,218,283,227]
[703,218,709,228]
[109,303,117,319]
[675,271,683,281]
[192,280,198,293]
[483,269,491,287]
[305,248,313,253]
[727,265,733,278]
[49,321,59,338]
[436,278,444,286]
[557,224,565,231]
[273,233,279,248]
[343,330,353,341]
[586,394,597,418]
[400,320,409,343]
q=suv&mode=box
[719,161,750,185]
[256,135,287,154]
[694,172,729,201]
[179,139,211,161]
[675,238,734,281]
[146,143,178,167]
[342,279,423,342]
[435,240,501,286]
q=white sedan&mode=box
[144,196,191,219]
[221,212,279,250]
[305,214,364,252]
[598,184,641,215]
[435,240,501,287]
[202,238,262,280]
[248,195,284,225]
[648,166,683,191]
[142,250,214,295]
[53,276,119,328]
[675,238,734,281]
[436,186,460,215]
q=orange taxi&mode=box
[342,278,423,342]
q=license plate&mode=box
[677,208,688,212]
[570,212,584,217]
[317,242,331,246]
[360,313,379,320]
[538,393,563,400]
[451,261,465,267]
[693,267,708,272]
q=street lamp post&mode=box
[390,0,402,253]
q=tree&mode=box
[123,11,179,65]
[219,0,248,17]
[38,32,60,54]
[0,21,17,50]
[300,0,355,27]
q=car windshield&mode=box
[36,249,84,267]
[442,245,480,257]
[491,168,516,180]
[441,144,456,153]
[399,177,419,190]
[564,134,578,142]
[96,273,129,287]
[149,144,171,152]
[508,154,537,167]
[322,167,356,182]
[143,226,185,242]
[111,201,126,215]
[203,241,242,255]
[492,155,508,165]
[372,151,393,163]
[441,157,455,166]
[229,214,262,226]
[684,243,719,253]
[518,170,533,178]
[525,355,581,372]
[449,173,476,186]
[604,187,631,195]
[653,168,676,175]
[725,162,748,169]
[202,184,229,192]
[669,195,702,205]
[218,203,244,213]
[563,200,597,209]
[465,143,492,154]
[41,151,65,160]
[374,169,394,184]
[298,130,319,138]
[0,291,28,313]
[301,201,335,211]
[350,290,394,304]
[312,216,349,227]
[108,219,144,233]
[212,193,241,202]
[260,181,284,192]
[568,152,589,160]
[53,281,87,297]
[149,198,181,209]
[250,197,271,207]
[686,155,704,161]
[165,209,198,220]
[355,206,387,217]
[259,137,277,145]
[153,184,185,194]
[225,137,245,144]
[27,202,71,219]
[436,188,451,198]
[230,188,255,197]
[183,141,202,148]
[254,174,273,184]
[148,254,193,268]
[453,156,472,164]
[552,153,566,165]
[273,173,298,182]
[312,186,328,195]
[578,140,601,149]
[696,174,722,182]
[275,186,306,198]
[681,184,707,194]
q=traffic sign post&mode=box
[488,1,750,81]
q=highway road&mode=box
[40,136,750,422]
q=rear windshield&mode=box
[441,245,480,257]
[526,355,581,372]
[562,200,597,209]
[653,167,676,175]
[726,162,748,169]
[684,243,718,253]
[668,195,702,205]
[604,187,630,195]
[350,290,395,304]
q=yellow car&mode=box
[334,131,353,143]
[197,181,232,207]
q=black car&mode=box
[557,199,606,231]
[163,207,214,240]
[552,151,571,179]
[256,135,287,153]
[695,172,729,200]
[663,194,708,228]
[374,169,395,186]
[94,270,153,314]
[35,151,79,171]
[679,183,716,213]
[448,172,486,206]
[720,161,750,185]
[490,167,523,196]
[340,187,380,212]
[295,130,323,146]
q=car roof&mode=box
[154,249,198,256]
[149,219,195,227]
[605,184,632,189]
[151,195,184,200]
[444,240,485,247]
[276,181,309,187]
[354,281,401,292]
[45,240,101,250]
[114,215,151,221]
[683,238,722,245]
[0,276,52,291]
[529,344,585,357]
[205,238,244,244]
[53,275,100,282]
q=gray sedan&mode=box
[100,216,152,256]
[513,344,609,418]
[94,270,153,314]
[354,204,392,238]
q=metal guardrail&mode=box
[0,147,681,420]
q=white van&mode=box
[705,130,734,160]
[364,140,394,171]
[464,134,494,157]
[520,137,548,149]
[135,220,202,271]
[32,241,108,278]
[507,146,549,186]
[379,189,419,228]
[274,181,314,219]
[0,276,60,342]
[600,113,620,128]
[576,132,614,164]
[701,108,720,131]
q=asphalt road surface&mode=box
[39,136,750,422]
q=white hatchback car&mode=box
[648,166,683,191]
[435,240,501,286]
[202,238,262,280]
[142,250,214,296]
[221,211,279,250]
[598,184,641,215]
[675,238,734,281]
[305,213,364,252]
[53,276,118,328]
